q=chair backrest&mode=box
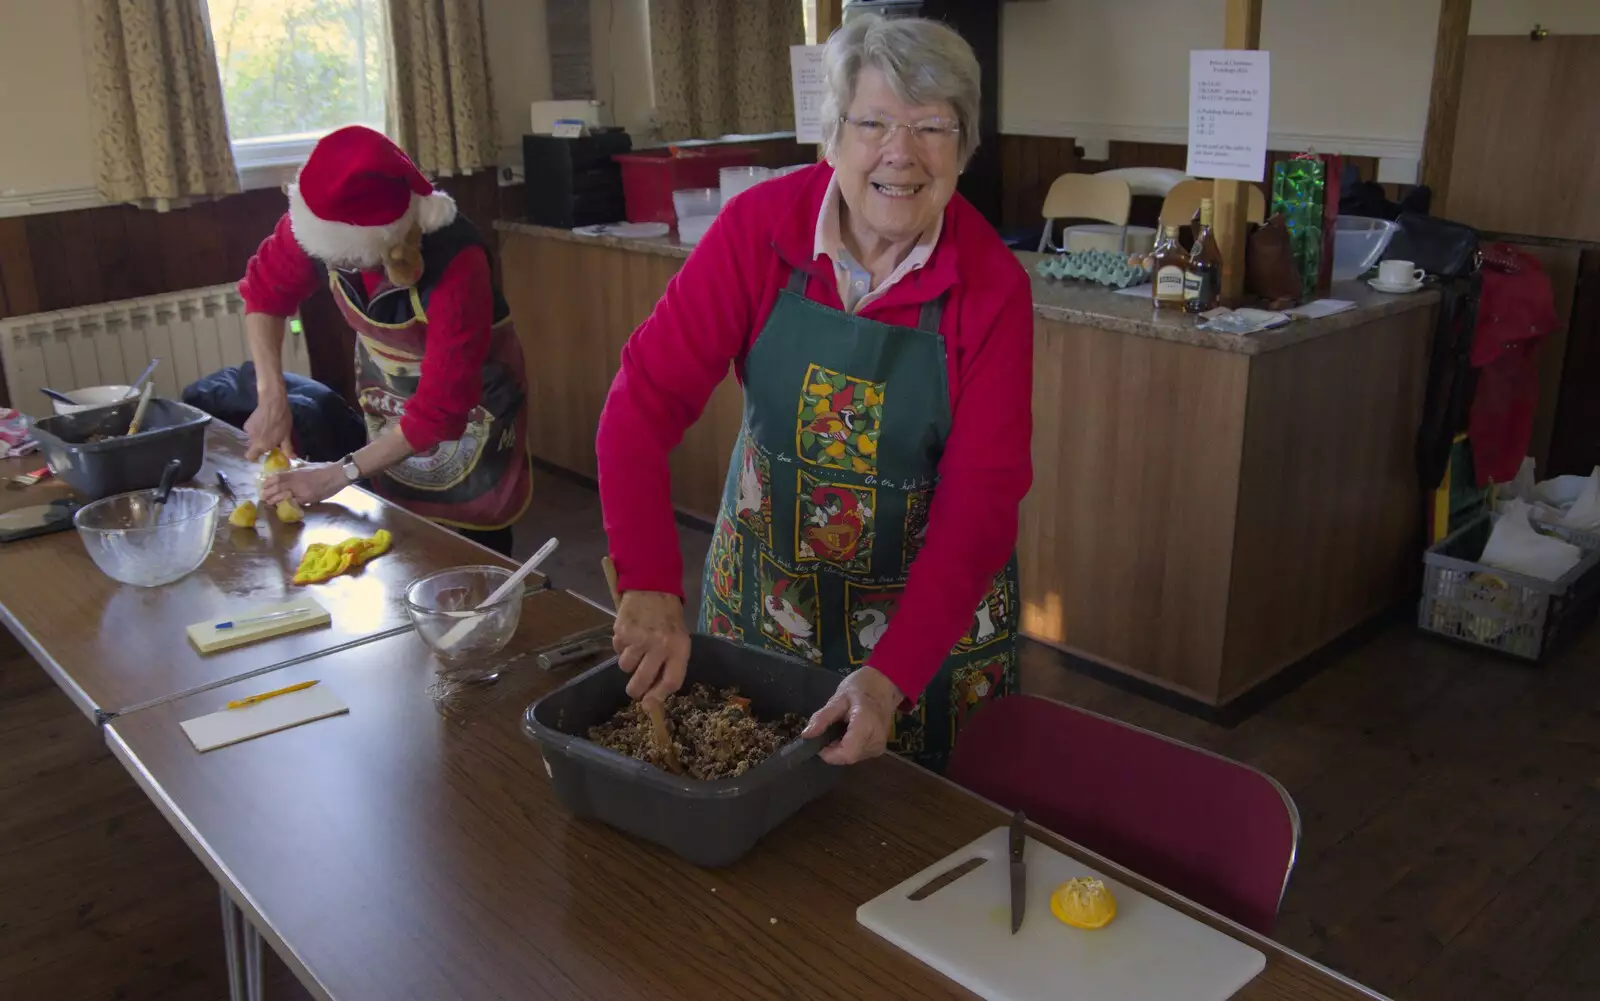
[1041,173,1133,227]
[947,695,1299,936]
[1160,178,1267,228]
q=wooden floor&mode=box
[2,475,1596,1001]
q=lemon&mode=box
[1050,877,1117,930]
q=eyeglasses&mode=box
[839,115,961,148]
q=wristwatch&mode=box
[340,453,362,483]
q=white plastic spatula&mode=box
[434,537,559,651]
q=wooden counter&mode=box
[498,222,1439,708]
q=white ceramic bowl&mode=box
[52,384,134,416]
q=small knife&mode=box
[1010,809,1027,934]
[215,470,237,504]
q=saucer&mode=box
[1368,278,1424,294]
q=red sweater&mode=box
[238,213,494,452]
[597,163,1035,702]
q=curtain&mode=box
[649,0,803,142]
[82,0,240,208]
[387,0,499,176]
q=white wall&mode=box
[1000,0,1442,159]
[0,0,97,211]
[590,0,654,140]
[484,0,553,165]
[1472,0,1600,34]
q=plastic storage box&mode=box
[1417,513,1600,662]
[613,147,757,226]
[522,635,844,867]
[32,397,212,501]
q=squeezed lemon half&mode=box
[1050,877,1117,930]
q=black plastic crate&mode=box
[522,635,843,868]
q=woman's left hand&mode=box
[802,667,905,766]
[261,463,347,508]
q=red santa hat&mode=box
[287,125,457,267]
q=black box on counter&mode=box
[522,129,632,229]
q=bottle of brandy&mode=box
[1152,225,1188,311]
[1184,198,1222,313]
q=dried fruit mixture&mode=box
[589,684,804,780]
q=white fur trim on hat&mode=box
[287,188,458,268]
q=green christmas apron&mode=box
[699,268,1020,773]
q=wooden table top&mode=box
[107,589,1386,1001]
[0,423,536,722]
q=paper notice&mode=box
[790,45,826,144]
[1186,50,1270,181]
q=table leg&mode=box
[244,917,264,1001]
[219,887,247,1001]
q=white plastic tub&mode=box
[1331,216,1397,282]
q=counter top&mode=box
[497,221,1439,355]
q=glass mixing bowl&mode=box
[405,565,523,664]
[73,487,220,587]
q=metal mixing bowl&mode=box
[405,565,523,664]
[73,487,220,587]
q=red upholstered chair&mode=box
[947,695,1299,936]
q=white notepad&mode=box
[180,685,349,752]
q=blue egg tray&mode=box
[1035,249,1152,290]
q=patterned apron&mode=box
[329,253,532,531]
[699,268,1020,773]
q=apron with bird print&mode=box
[699,267,1020,774]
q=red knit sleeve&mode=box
[239,213,321,316]
[399,246,494,452]
[596,199,766,598]
[864,265,1035,702]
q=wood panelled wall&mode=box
[0,172,516,409]
[997,134,1387,231]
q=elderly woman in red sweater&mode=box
[238,126,530,556]
[597,14,1033,773]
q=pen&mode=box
[214,608,311,630]
[226,679,319,710]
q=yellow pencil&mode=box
[226,679,319,710]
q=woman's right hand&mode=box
[244,388,296,461]
[614,590,691,704]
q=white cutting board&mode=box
[858,827,1265,1001]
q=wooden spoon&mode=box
[603,555,681,773]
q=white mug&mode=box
[1378,260,1425,287]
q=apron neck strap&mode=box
[785,266,947,334]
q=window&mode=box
[204,0,391,187]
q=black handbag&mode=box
[1382,211,1481,280]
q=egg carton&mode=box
[1035,249,1151,290]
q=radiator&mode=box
[0,284,312,418]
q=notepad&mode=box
[180,685,349,752]
[186,596,331,654]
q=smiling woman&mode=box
[596,14,1035,776]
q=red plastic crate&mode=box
[613,147,758,226]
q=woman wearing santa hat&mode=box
[238,125,531,555]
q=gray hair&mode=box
[820,14,981,164]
